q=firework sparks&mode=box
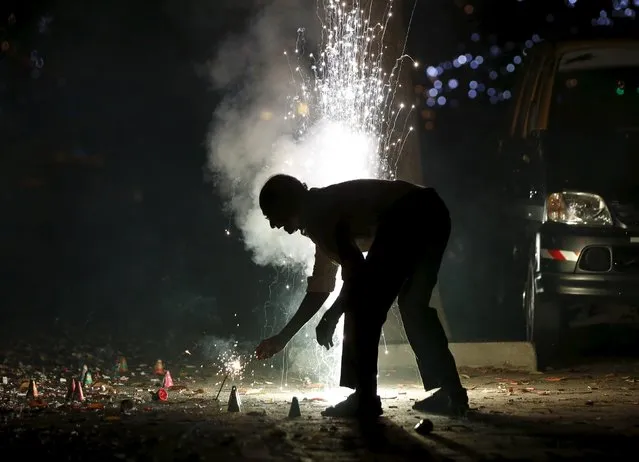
[223,355,244,376]
[215,349,254,380]
[193,336,253,381]
[285,0,416,182]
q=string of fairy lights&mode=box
[0,12,52,80]
[416,0,639,115]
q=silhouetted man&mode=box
[255,174,468,418]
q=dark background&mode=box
[0,0,635,349]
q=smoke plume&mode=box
[205,0,381,271]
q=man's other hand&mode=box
[255,335,287,360]
[315,309,340,350]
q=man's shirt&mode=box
[301,179,423,293]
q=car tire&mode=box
[524,259,563,371]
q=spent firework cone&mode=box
[82,370,93,388]
[118,356,128,374]
[162,371,173,388]
[26,379,38,399]
[154,359,164,375]
[73,380,85,402]
[227,385,241,412]
[66,378,76,401]
[288,396,301,418]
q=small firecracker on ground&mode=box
[228,386,241,412]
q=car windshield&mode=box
[549,47,639,133]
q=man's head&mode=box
[259,174,308,234]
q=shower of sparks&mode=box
[194,336,255,381]
[284,0,417,181]
[217,350,251,380]
[225,356,243,376]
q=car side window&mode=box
[518,54,549,139]
[525,56,556,135]
[510,53,543,138]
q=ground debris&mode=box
[3,338,639,460]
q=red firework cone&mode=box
[155,388,168,401]
[73,380,85,402]
[162,371,173,388]
[66,378,76,401]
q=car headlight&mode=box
[545,192,612,226]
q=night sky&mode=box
[1,0,635,347]
[0,0,269,343]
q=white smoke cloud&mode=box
[206,0,404,271]
[205,1,313,270]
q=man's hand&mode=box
[315,308,342,350]
[255,334,287,360]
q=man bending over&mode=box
[255,174,468,418]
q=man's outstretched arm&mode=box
[255,246,338,359]
[281,246,338,340]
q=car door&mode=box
[494,46,554,313]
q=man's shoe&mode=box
[321,393,383,418]
[412,390,469,417]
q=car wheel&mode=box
[524,259,563,371]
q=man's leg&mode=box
[398,256,469,415]
[338,310,358,389]
[324,276,403,417]
[322,299,395,417]
[323,226,411,417]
